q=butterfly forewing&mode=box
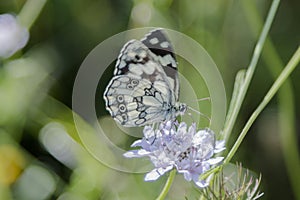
[141,29,179,101]
[104,76,175,126]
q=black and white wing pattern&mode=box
[103,29,186,127]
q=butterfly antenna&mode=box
[186,112,196,123]
[191,97,211,102]
[187,106,211,124]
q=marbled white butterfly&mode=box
[103,29,186,127]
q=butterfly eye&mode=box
[179,104,187,114]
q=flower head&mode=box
[124,121,225,188]
[0,14,29,59]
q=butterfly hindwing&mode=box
[104,75,174,126]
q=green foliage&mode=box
[0,0,299,199]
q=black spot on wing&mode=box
[115,40,151,75]
[118,64,129,75]
[163,63,177,80]
[141,29,176,62]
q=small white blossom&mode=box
[0,14,29,58]
[124,121,225,188]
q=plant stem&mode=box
[224,46,300,163]
[170,0,282,191]
[18,0,47,29]
[222,0,280,142]
[242,1,300,198]
[156,169,176,200]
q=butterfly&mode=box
[103,29,187,127]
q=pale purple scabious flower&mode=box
[0,14,29,59]
[124,121,225,188]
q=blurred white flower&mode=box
[0,13,29,59]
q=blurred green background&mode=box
[0,0,299,199]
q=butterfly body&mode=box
[104,29,186,127]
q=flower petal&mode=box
[214,140,226,153]
[131,139,142,147]
[144,166,173,181]
[194,179,209,188]
[123,149,150,158]
[207,157,224,165]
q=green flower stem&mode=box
[224,46,300,164]
[202,45,300,189]
[222,0,280,142]
[18,0,47,29]
[199,194,206,200]
[156,169,176,200]
[223,70,245,142]
[199,165,221,181]
[197,0,281,181]
[242,1,300,198]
